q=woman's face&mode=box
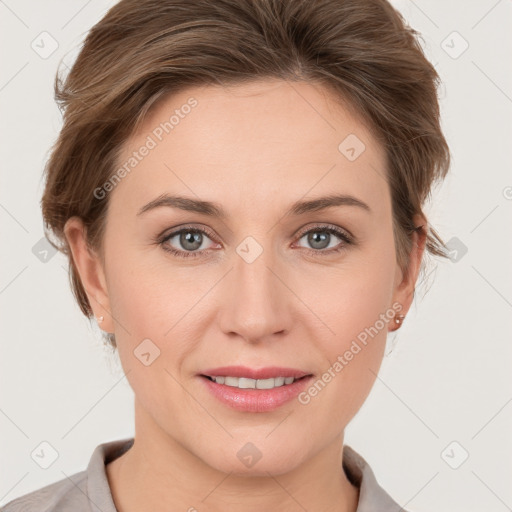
[67,80,423,475]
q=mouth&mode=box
[198,366,314,412]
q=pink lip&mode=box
[198,366,313,413]
[200,365,310,380]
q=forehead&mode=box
[110,79,389,217]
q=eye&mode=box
[159,225,218,259]
[157,223,354,259]
[294,224,353,255]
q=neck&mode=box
[106,400,360,512]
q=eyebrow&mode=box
[137,193,371,218]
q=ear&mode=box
[389,213,427,330]
[63,217,115,333]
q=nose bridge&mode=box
[218,237,288,341]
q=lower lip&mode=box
[199,375,313,412]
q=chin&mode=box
[198,440,308,477]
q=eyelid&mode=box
[159,223,218,242]
[294,222,354,241]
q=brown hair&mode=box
[42,0,450,322]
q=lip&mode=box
[200,365,310,380]
[198,366,313,413]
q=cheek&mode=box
[298,292,392,438]
[103,249,204,390]
[297,234,397,419]
[304,232,397,350]
[104,242,194,343]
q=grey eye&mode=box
[164,229,215,253]
[297,229,345,251]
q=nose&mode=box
[217,243,292,344]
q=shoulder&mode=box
[1,471,89,512]
[1,437,133,512]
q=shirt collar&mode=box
[342,444,406,511]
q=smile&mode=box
[199,366,314,412]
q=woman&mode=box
[2,0,450,510]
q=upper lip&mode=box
[200,366,311,380]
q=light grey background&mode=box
[1,1,511,510]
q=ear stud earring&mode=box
[394,314,405,325]
[96,316,104,323]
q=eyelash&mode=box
[156,223,354,259]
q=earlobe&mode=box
[63,217,114,332]
[390,313,406,332]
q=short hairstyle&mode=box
[41,0,450,320]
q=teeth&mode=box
[238,377,256,389]
[210,376,298,389]
[224,376,238,387]
[273,377,285,387]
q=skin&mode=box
[65,79,426,512]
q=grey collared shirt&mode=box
[1,438,408,511]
